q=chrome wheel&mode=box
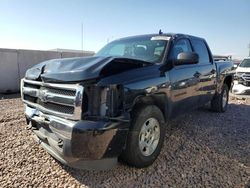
[222,90,228,109]
[139,118,160,156]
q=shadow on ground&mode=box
[0,93,20,100]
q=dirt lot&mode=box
[0,97,249,187]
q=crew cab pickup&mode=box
[21,33,233,170]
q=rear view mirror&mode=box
[174,52,199,65]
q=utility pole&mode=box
[81,23,83,52]
[248,43,250,57]
[107,36,114,44]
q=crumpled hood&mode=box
[25,56,153,83]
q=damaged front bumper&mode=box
[232,81,250,95]
[24,105,129,170]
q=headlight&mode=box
[234,72,244,84]
[234,80,238,84]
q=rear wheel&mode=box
[120,105,166,168]
[211,84,229,112]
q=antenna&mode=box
[159,29,163,35]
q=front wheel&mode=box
[211,84,229,112]
[120,105,166,168]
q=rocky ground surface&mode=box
[0,97,249,187]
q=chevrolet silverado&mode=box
[21,33,233,170]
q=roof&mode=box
[114,33,204,42]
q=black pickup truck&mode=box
[21,33,233,170]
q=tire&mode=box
[120,105,166,168]
[211,84,229,112]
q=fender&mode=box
[129,93,170,122]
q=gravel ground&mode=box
[0,97,249,187]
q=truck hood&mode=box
[236,67,250,73]
[25,56,153,83]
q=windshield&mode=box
[239,59,250,68]
[95,36,169,63]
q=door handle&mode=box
[193,72,201,78]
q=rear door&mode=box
[168,38,200,117]
[190,39,217,105]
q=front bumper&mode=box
[232,81,250,95]
[25,105,129,170]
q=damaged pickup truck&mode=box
[21,33,233,170]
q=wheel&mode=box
[120,105,166,168]
[211,84,229,112]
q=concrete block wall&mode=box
[0,48,94,93]
[0,49,19,93]
[61,52,87,58]
[18,50,61,80]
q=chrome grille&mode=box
[238,72,250,87]
[242,73,250,81]
[21,79,84,120]
[45,87,76,96]
[37,99,75,114]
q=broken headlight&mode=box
[84,85,123,118]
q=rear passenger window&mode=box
[191,39,211,64]
[169,39,192,60]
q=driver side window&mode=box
[169,39,192,60]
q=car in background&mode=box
[213,55,232,62]
[232,57,250,95]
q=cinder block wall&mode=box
[0,48,94,93]
[0,49,19,93]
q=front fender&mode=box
[123,76,171,121]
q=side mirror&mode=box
[174,52,199,65]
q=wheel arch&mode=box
[223,75,233,90]
[130,94,169,122]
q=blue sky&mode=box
[0,0,249,59]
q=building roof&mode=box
[50,48,95,54]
